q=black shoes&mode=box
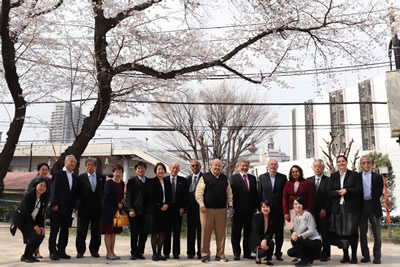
[350,257,358,264]
[158,254,167,261]
[21,255,36,263]
[234,254,240,260]
[361,257,371,263]
[173,255,180,259]
[341,255,350,263]
[201,256,210,263]
[275,255,283,261]
[76,253,83,258]
[188,254,195,259]
[320,257,330,262]
[373,258,381,264]
[137,254,145,259]
[215,256,228,262]
[91,253,100,258]
[164,254,170,259]
[59,253,71,259]
[152,254,159,261]
[244,255,256,259]
[295,260,311,266]
[130,255,137,260]
[50,254,60,261]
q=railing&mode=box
[0,199,19,222]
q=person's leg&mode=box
[57,213,70,255]
[129,217,138,257]
[230,213,243,258]
[89,215,102,255]
[137,215,148,256]
[186,206,196,257]
[359,204,370,260]
[163,207,173,257]
[172,211,183,257]
[151,234,157,256]
[369,212,382,260]
[158,232,166,258]
[274,214,284,258]
[110,234,117,257]
[200,208,213,257]
[242,214,253,257]
[48,210,60,256]
[195,205,202,258]
[104,234,113,258]
[214,208,226,259]
[76,215,89,255]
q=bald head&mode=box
[211,159,223,176]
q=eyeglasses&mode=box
[191,164,200,167]
[361,161,371,165]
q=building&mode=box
[50,103,86,142]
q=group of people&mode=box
[9,154,383,266]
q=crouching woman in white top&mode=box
[287,197,322,266]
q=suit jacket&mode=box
[11,190,46,228]
[229,173,258,216]
[126,176,149,216]
[328,169,362,214]
[50,169,78,214]
[282,179,314,215]
[165,175,188,209]
[308,174,330,214]
[258,172,287,214]
[76,172,105,217]
[146,177,172,214]
[186,172,203,207]
[249,213,275,250]
[360,171,383,218]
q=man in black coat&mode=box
[308,159,331,262]
[230,160,258,260]
[126,161,149,260]
[257,158,287,261]
[75,158,105,258]
[359,155,383,264]
[186,160,203,259]
[163,162,188,259]
[49,155,78,260]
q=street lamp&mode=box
[379,166,392,238]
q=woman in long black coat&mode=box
[10,178,47,263]
[145,162,171,261]
[328,155,362,264]
[249,200,275,265]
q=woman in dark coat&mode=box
[249,200,275,266]
[328,155,362,264]
[10,178,47,263]
[145,162,172,261]
[101,164,125,260]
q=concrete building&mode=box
[50,103,86,142]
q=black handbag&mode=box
[10,209,24,227]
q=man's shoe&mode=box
[137,254,145,259]
[187,254,194,259]
[173,255,180,259]
[340,256,350,263]
[215,256,228,262]
[50,254,60,261]
[320,257,330,262]
[361,257,371,263]
[130,255,137,260]
[234,255,240,260]
[275,255,283,261]
[91,253,100,258]
[350,257,358,264]
[244,255,256,259]
[76,253,83,258]
[198,255,202,259]
[295,260,310,266]
[158,255,167,261]
[164,254,170,259]
[59,253,71,259]
[201,256,210,263]
[373,258,381,264]
[21,255,34,263]
[152,254,159,261]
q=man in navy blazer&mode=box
[163,162,188,259]
[229,160,258,260]
[308,159,331,262]
[257,158,287,261]
[49,155,78,260]
[359,155,383,264]
[75,158,105,258]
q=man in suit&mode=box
[75,158,105,258]
[308,159,331,262]
[49,155,78,260]
[359,155,383,264]
[196,159,234,263]
[230,160,258,260]
[186,160,203,259]
[127,161,149,260]
[257,158,287,261]
[163,162,188,259]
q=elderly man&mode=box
[308,159,331,262]
[76,158,105,258]
[49,155,78,260]
[359,155,383,264]
[257,158,287,261]
[163,162,188,259]
[229,160,258,260]
[186,160,203,259]
[196,159,234,263]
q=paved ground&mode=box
[0,223,398,266]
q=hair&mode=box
[191,160,201,167]
[267,158,278,166]
[238,160,250,165]
[84,157,97,166]
[288,165,305,182]
[154,162,167,174]
[31,177,47,192]
[312,158,325,167]
[37,162,49,172]
[360,155,371,162]
[65,154,77,162]
[293,196,305,207]
[336,155,348,162]
[135,161,147,170]
[112,163,124,173]
[260,200,272,210]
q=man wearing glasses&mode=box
[186,160,203,259]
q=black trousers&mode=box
[19,223,45,258]
[186,202,201,257]
[315,212,331,258]
[273,213,284,257]
[75,214,101,255]
[163,204,182,256]
[129,213,148,256]
[360,200,382,260]
[288,238,322,262]
[49,210,71,255]
[231,212,252,257]
[254,239,274,260]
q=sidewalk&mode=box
[0,223,398,266]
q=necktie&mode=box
[316,178,320,192]
[89,174,96,192]
[190,175,197,192]
[172,177,176,203]
[243,174,249,191]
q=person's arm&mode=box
[327,174,340,199]
[195,177,206,208]
[282,183,289,215]
[298,213,317,239]
[226,182,233,208]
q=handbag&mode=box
[113,209,129,227]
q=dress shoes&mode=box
[50,254,60,261]
[173,255,180,259]
[158,254,167,261]
[106,255,118,260]
[91,252,100,258]
[320,257,330,262]
[266,261,274,266]
[152,254,159,261]
[275,255,283,261]
[361,257,371,263]
[164,254,170,259]
[130,255,137,260]
[187,254,195,259]
[295,259,310,266]
[373,258,381,264]
[201,256,210,263]
[234,254,240,260]
[340,255,350,263]
[215,256,228,262]
[59,253,71,259]
[198,255,202,259]
[137,254,145,259]
[350,257,358,264]
[76,253,83,258]
[21,255,35,263]
[244,255,256,259]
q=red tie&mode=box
[243,174,249,191]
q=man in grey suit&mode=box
[257,158,287,261]
[359,155,383,264]
[308,159,331,262]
